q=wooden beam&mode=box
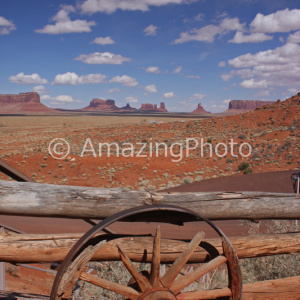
[0,232,299,264]
[242,275,300,300]
[177,276,300,299]
[0,181,299,220]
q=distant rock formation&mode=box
[0,92,53,113]
[158,102,167,112]
[140,103,155,111]
[118,103,138,112]
[191,103,210,114]
[139,102,168,112]
[82,99,118,111]
[226,100,276,113]
[0,92,40,103]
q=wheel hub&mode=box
[138,288,177,300]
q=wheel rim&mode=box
[51,204,242,300]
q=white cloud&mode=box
[218,61,226,67]
[107,88,120,93]
[145,66,160,74]
[287,88,299,94]
[52,72,106,85]
[250,9,300,33]
[35,5,96,34]
[223,99,231,104]
[125,95,139,103]
[144,84,157,93]
[9,72,48,85]
[183,13,204,24]
[221,73,232,81]
[174,17,245,44]
[74,52,132,64]
[80,0,195,14]
[92,36,115,45]
[41,94,80,103]
[227,42,300,89]
[288,31,300,44]
[240,79,268,89]
[228,31,273,44]
[228,43,300,68]
[144,25,158,36]
[255,89,271,97]
[163,91,175,99]
[186,75,201,79]
[189,93,206,101]
[32,85,49,95]
[172,66,182,74]
[110,75,138,87]
[0,16,16,35]
[221,68,254,81]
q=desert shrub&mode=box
[6,263,19,278]
[207,138,212,144]
[277,140,293,152]
[238,162,253,174]
[251,151,260,159]
[243,168,253,174]
[238,162,249,171]
[238,133,247,140]
[182,176,193,184]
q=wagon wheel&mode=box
[51,205,242,300]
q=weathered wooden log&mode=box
[179,276,300,299]
[0,181,299,220]
[0,232,299,264]
[242,275,300,300]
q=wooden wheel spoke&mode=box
[80,271,140,300]
[57,240,106,299]
[149,226,161,287]
[176,287,232,299]
[117,244,151,292]
[171,255,227,294]
[161,231,205,288]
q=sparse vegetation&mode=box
[241,220,300,284]
[238,162,253,174]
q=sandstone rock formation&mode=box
[118,103,138,112]
[226,100,276,113]
[81,99,168,113]
[0,92,53,113]
[139,102,168,112]
[191,103,210,114]
[82,99,118,111]
[140,103,155,111]
[158,102,167,112]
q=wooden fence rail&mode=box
[0,232,299,264]
[0,181,299,220]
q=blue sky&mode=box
[1,0,300,112]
